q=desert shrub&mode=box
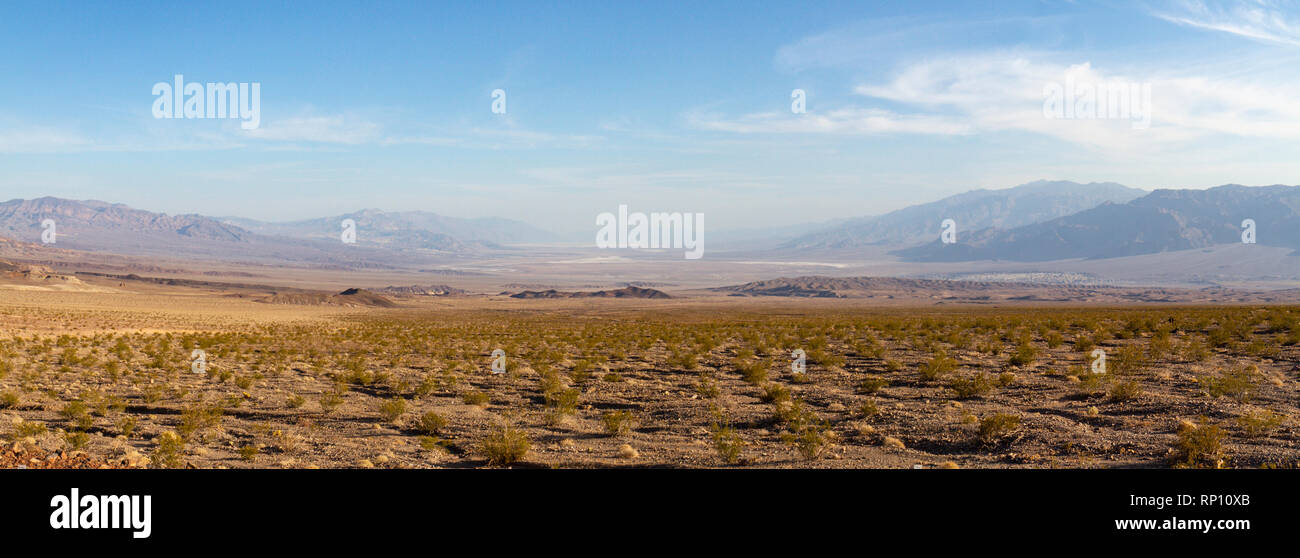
[978,413,1020,442]
[1108,379,1143,402]
[696,376,720,399]
[0,391,15,409]
[482,423,530,466]
[785,421,833,460]
[1237,410,1284,438]
[919,352,957,382]
[286,394,305,409]
[667,349,699,371]
[760,383,791,403]
[1109,345,1148,376]
[417,411,447,435]
[141,385,165,403]
[602,410,636,437]
[1182,340,1210,362]
[152,431,186,469]
[319,389,345,413]
[949,372,993,399]
[711,423,743,465]
[60,401,93,430]
[177,405,222,440]
[1173,418,1225,468]
[734,359,767,385]
[544,387,579,415]
[1074,369,1108,397]
[461,391,490,406]
[1206,327,1232,348]
[806,347,845,368]
[856,374,888,394]
[570,359,594,383]
[239,444,260,461]
[1244,339,1279,358]
[117,416,138,438]
[377,397,407,422]
[856,398,880,418]
[1008,342,1038,366]
[1203,367,1258,402]
[12,420,47,438]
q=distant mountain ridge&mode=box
[783,180,1146,250]
[895,184,1300,262]
[1,197,251,244]
[222,209,556,249]
[0,197,550,268]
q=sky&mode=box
[1,0,1299,234]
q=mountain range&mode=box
[895,184,1300,262]
[782,180,1147,250]
[3,181,1298,282]
[220,209,557,249]
[0,197,546,267]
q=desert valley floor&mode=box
[1,267,1298,470]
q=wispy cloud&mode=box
[692,52,1300,152]
[0,127,92,153]
[688,107,974,136]
[1154,0,1300,46]
[244,115,382,144]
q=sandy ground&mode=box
[0,278,1297,469]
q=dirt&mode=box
[0,279,1296,469]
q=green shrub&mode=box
[1173,419,1225,468]
[949,372,993,399]
[856,375,888,394]
[978,413,1020,442]
[711,423,743,465]
[1237,410,1284,438]
[377,397,407,422]
[482,423,530,466]
[602,410,636,437]
[461,391,490,407]
[152,431,186,469]
[1108,379,1143,402]
[919,352,956,382]
[1204,367,1258,402]
[417,411,447,435]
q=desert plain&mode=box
[1,261,1297,470]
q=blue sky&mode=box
[2,0,1299,233]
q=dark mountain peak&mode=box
[783,180,1145,250]
[896,184,1300,262]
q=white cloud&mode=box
[1154,0,1300,47]
[244,115,382,144]
[692,53,1300,153]
[688,107,974,136]
[0,127,92,153]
